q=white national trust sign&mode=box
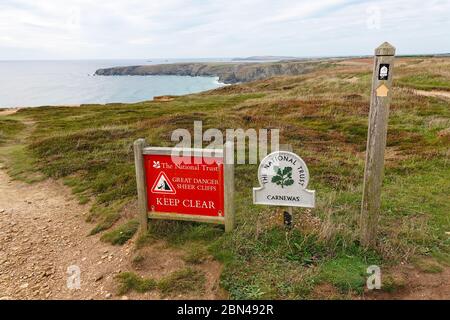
[253,151,315,208]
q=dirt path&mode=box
[0,166,136,299]
[365,264,450,300]
[412,89,450,100]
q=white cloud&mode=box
[0,0,449,59]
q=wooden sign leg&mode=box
[280,144,294,229]
[224,141,235,232]
[283,207,293,229]
[133,138,149,235]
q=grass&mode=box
[87,199,131,235]
[116,272,157,295]
[317,255,375,294]
[0,118,25,145]
[1,56,449,299]
[89,211,121,235]
[397,74,450,91]
[0,116,44,183]
[131,253,145,266]
[135,230,156,249]
[432,249,450,266]
[0,144,45,183]
[63,176,91,204]
[158,268,206,296]
[183,243,210,264]
[412,257,445,273]
[100,220,139,245]
[116,268,206,297]
[381,274,406,293]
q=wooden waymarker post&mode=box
[133,139,235,234]
[360,42,396,247]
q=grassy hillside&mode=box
[1,57,449,299]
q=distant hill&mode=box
[231,56,299,61]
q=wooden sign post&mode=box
[134,138,149,234]
[134,139,235,234]
[360,42,396,247]
[281,144,293,228]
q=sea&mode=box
[0,59,229,108]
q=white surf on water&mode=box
[0,59,226,108]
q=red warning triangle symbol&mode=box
[151,171,176,194]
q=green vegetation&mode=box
[0,116,44,182]
[116,272,157,295]
[398,74,450,91]
[116,268,205,297]
[0,118,25,145]
[131,253,145,266]
[183,243,210,264]
[412,257,445,273]
[88,200,129,235]
[432,249,450,266]
[0,144,44,183]
[158,268,206,296]
[135,230,156,249]
[381,274,406,293]
[1,56,449,299]
[318,255,374,294]
[100,220,139,245]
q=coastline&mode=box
[0,108,20,115]
[0,104,81,111]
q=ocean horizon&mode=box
[0,59,229,108]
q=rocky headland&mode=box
[95,59,330,84]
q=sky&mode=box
[0,0,449,59]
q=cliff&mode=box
[94,60,328,84]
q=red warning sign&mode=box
[144,153,225,217]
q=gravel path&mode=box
[0,167,133,300]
